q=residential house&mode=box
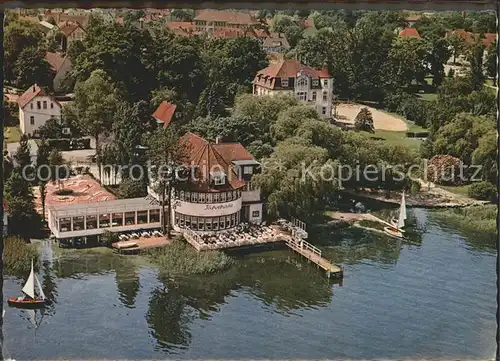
[17,84,62,137]
[193,9,260,33]
[166,21,195,37]
[44,11,90,28]
[44,52,72,92]
[57,21,86,52]
[152,101,177,129]
[262,32,290,53]
[252,59,333,119]
[399,27,421,39]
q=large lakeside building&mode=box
[46,133,263,241]
[252,59,334,120]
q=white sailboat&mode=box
[8,260,47,308]
[384,192,407,239]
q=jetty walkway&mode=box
[182,220,343,279]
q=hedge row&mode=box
[406,131,429,138]
[47,138,91,151]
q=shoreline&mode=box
[341,188,489,209]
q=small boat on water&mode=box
[384,192,407,239]
[8,260,47,309]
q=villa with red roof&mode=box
[57,20,86,52]
[148,132,263,232]
[399,27,421,39]
[253,59,334,119]
[17,84,62,137]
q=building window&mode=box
[323,92,328,102]
[214,176,225,185]
[221,192,226,202]
[323,79,328,87]
[227,191,233,201]
[281,79,288,87]
[297,92,307,101]
[252,211,260,218]
[37,101,41,109]
[297,78,307,87]
[30,103,33,109]
[243,166,253,175]
[322,107,327,115]
[43,101,47,109]
[50,102,54,109]
[312,91,317,101]
[312,79,319,86]
[29,116,35,125]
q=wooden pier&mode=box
[285,234,343,279]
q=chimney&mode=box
[32,84,36,92]
[215,136,222,144]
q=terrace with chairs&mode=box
[182,219,308,251]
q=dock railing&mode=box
[183,227,205,251]
[288,230,322,258]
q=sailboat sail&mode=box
[34,274,46,300]
[401,192,407,220]
[396,201,406,229]
[22,260,36,299]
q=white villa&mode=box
[252,59,334,119]
[17,84,62,137]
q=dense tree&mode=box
[170,9,195,21]
[386,36,427,90]
[117,178,147,199]
[4,19,44,84]
[447,34,465,64]
[4,169,38,237]
[485,43,497,83]
[432,113,494,164]
[71,69,121,180]
[12,46,55,90]
[145,127,189,236]
[36,117,63,139]
[36,140,51,221]
[14,135,32,173]
[466,39,486,91]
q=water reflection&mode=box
[114,259,141,309]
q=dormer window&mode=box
[211,171,226,186]
[297,78,307,87]
[312,79,319,86]
[281,79,288,87]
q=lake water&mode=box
[1,208,497,360]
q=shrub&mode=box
[117,178,147,199]
[468,181,497,201]
[427,155,464,186]
[3,236,39,275]
[99,230,119,246]
[354,107,375,133]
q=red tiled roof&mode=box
[448,29,476,44]
[48,12,89,27]
[482,33,496,47]
[58,21,85,36]
[399,27,421,38]
[167,21,195,31]
[194,9,259,26]
[254,59,329,82]
[178,132,249,191]
[152,101,177,129]
[304,18,314,28]
[17,84,60,109]
[214,143,255,162]
[212,28,256,39]
[44,52,67,72]
[254,28,269,38]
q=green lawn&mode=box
[371,130,422,151]
[418,92,438,102]
[439,184,471,197]
[4,126,22,144]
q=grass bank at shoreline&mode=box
[144,238,234,275]
[4,236,40,275]
[431,205,496,234]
